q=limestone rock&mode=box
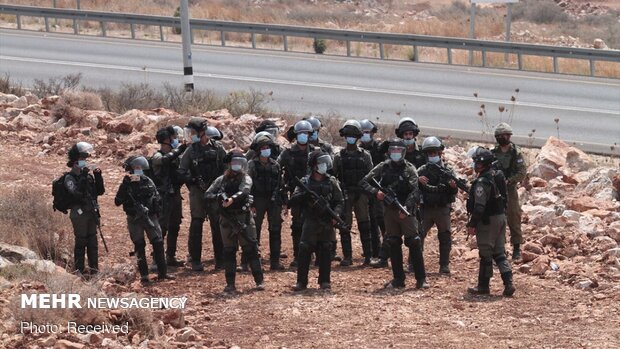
[175,327,199,343]
[0,243,38,263]
[531,255,551,275]
[54,339,85,349]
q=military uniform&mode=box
[404,143,427,169]
[361,160,427,288]
[151,144,186,264]
[206,172,264,291]
[361,139,387,261]
[115,174,170,282]
[333,147,374,264]
[466,161,515,296]
[178,140,227,269]
[277,143,315,263]
[417,161,458,271]
[289,174,344,289]
[64,168,105,274]
[491,143,526,247]
[248,157,284,269]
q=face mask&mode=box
[191,135,200,143]
[346,137,357,145]
[311,131,319,141]
[297,133,309,145]
[361,133,372,143]
[260,148,272,158]
[403,138,415,146]
[390,153,402,162]
[171,139,180,148]
[317,163,328,174]
[496,137,510,146]
[231,164,242,172]
[133,169,144,176]
[428,155,441,164]
[77,160,87,168]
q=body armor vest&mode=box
[190,142,221,184]
[340,149,368,188]
[286,145,314,186]
[405,148,426,169]
[252,160,280,197]
[419,164,455,206]
[380,163,413,204]
[466,170,506,216]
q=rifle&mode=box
[293,177,350,234]
[371,178,411,217]
[206,191,257,245]
[427,163,470,192]
[127,191,157,230]
[85,191,109,253]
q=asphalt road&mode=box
[1,29,619,153]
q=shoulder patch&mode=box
[475,185,485,198]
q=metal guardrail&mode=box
[1,4,619,77]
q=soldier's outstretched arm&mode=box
[177,146,193,184]
[360,163,384,195]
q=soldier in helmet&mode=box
[333,120,374,266]
[151,126,187,267]
[289,150,344,291]
[359,119,388,268]
[248,132,286,270]
[466,147,515,297]
[277,120,316,267]
[491,123,527,262]
[246,120,283,160]
[395,117,426,168]
[178,117,227,271]
[115,156,174,284]
[304,116,335,157]
[64,142,105,276]
[206,151,265,293]
[417,136,459,274]
[361,140,428,289]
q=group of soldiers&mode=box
[61,115,526,296]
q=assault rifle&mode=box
[205,191,257,245]
[371,178,411,217]
[294,177,350,234]
[127,191,157,230]
[427,163,469,192]
[86,191,109,253]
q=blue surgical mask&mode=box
[317,163,328,175]
[403,138,415,146]
[361,133,372,143]
[133,169,144,176]
[428,155,441,164]
[171,138,180,148]
[390,153,403,162]
[191,135,200,143]
[346,137,357,145]
[297,133,309,145]
[311,131,319,141]
[77,160,87,168]
[260,148,272,158]
[231,164,242,172]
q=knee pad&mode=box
[134,241,146,260]
[438,231,452,243]
[298,241,314,255]
[241,244,258,257]
[385,236,403,249]
[317,241,332,252]
[404,235,421,248]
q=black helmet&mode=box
[339,120,363,138]
[472,147,494,166]
[360,119,378,133]
[308,150,332,170]
[304,116,322,131]
[156,127,172,144]
[395,117,420,138]
[186,117,208,132]
[205,126,223,140]
[386,139,406,162]
[123,155,150,172]
[255,119,279,135]
[223,150,248,172]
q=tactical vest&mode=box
[252,160,280,197]
[361,140,385,168]
[493,144,518,179]
[190,142,221,184]
[419,164,455,207]
[305,176,334,215]
[405,148,426,169]
[222,175,247,210]
[340,149,368,188]
[466,169,506,216]
[380,162,413,204]
[286,145,313,185]
[153,150,183,194]
[128,177,159,213]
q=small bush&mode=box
[52,91,103,124]
[32,73,82,97]
[313,38,327,54]
[406,48,416,62]
[0,73,26,96]
[0,186,73,267]
[172,6,182,35]
[513,0,568,24]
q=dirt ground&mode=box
[1,137,619,348]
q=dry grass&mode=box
[0,73,26,96]
[0,186,74,267]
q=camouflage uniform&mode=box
[360,139,386,259]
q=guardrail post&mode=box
[589,59,595,77]
[379,43,385,59]
[251,33,256,49]
[553,56,558,73]
[447,48,452,65]
[44,17,50,32]
[412,45,418,62]
[283,35,288,51]
[481,50,486,67]
[100,21,106,37]
[190,28,194,44]
[73,19,78,34]
[221,31,226,46]
[159,25,164,41]
[16,14,21,30]
[346,41,351,57]
[130,23,136,39]
[517,53,523,70]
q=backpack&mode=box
[52,172,74,214]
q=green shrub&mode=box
[313,38,327,54]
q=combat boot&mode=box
[293,282,307,291]
[340,233,353,267]
[501,271,516,297]
[167,256,184,267]
[370,258,388,268]
[415,279,430,289]
[384,279,405,289]
[320,282,331,290]
[512,244,522,263]
[468,260,491,295]
[270,261,285,271]
[439,264,451,275]
[154,242,175,281]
